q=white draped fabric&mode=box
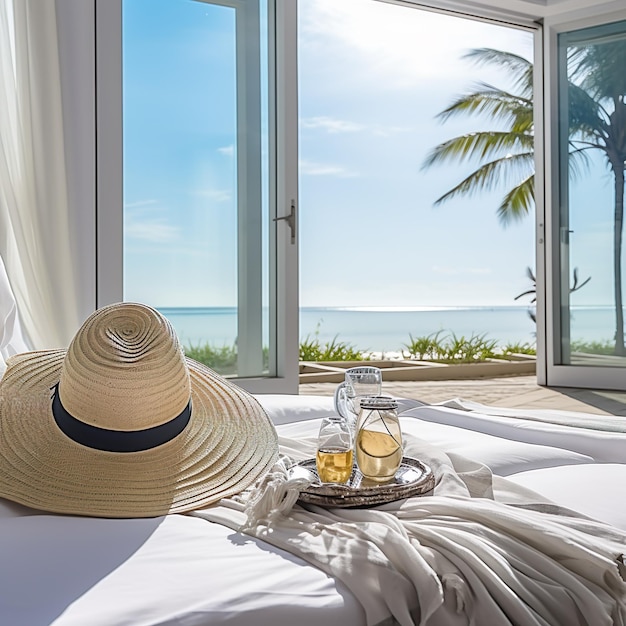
[194,433,626,626]
[0,253,28,375]
[0,0,81,350]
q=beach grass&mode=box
[183,330,541,372]
[403,331,500,362]
[184,342,238,374]
[183,334,624,376]
[570,339,615,355]
[299,334,368,362]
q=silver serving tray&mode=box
[291,456,435,508]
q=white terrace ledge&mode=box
[299,354,536,384]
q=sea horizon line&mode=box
[156,304,614,313]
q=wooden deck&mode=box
[299,374,626,416]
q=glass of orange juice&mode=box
[316,416,354,484]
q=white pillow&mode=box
[255,394,425,426]
[255,394,336,425]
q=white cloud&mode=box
[125,218,180,243]
[192,188,232,203]
[124,201,180,243]
[124,199,158,209]
[301,116,365,133]
[301,115,413,137]
[218,144,234,156]
[300,0,533,89]
[300,159,360,177]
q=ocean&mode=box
[158,305,616,353]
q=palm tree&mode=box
[422,48,534,226]
[514,266,591,324]
[423,45,626,354]
[566,40,626,354]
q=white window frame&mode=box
[94,0,299,394]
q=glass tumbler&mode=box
[316,415,354,484]
[333,366,383,430]
[355,396,403,483]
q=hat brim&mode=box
[0,350,278,518]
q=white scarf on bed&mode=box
[192,434,626,626]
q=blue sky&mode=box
[297,0,535,308]
[121,0,613,310]
[123,0,240,307]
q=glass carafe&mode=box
[355,396,403,483]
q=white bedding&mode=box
[1,394,625,625]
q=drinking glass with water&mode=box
[334,366,383,429]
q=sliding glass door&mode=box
[96,0,298,393]
[544,13,626,389]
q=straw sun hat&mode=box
[0,302,278,518]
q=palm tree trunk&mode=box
[613,163,625,355]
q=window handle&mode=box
[273,200,296,244]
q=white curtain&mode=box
[0,252,28,375]
[0,0,81,350]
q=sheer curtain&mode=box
[0,0,81,350]
[0,252,28,374]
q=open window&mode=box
[96,0,298,393]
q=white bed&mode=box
[1,393,625,626]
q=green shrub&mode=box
[570,339,615,355]
[402,331,444,360]
[299,321,368,362]
[442,332,498,362]
[501,341,537,356]
[403,331,499,363]
[299,335,367,362]
[185,329,538,369]
[184,342,238,374]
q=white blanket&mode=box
[193,434,626,626]
[439,398,626,432]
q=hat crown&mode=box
[59,303,190,431]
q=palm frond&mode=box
[568,146,594,181]
[514,289,536,301]
[422,131,533,169]
[568,83,610,138]
[437,88,532,129]
[433,153,535,207]
[497,174,535,225]
[571,267,591,292]
[569,41,626,103]
[462,48,533,96]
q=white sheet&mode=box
[1,394,625,626]
[278,415,594,476]
[0,511,362,626]
[508,463,626,531]
[400,403,626,462]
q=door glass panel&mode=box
[557,21,626,367]
[298,0,535,356]
[122,0,270,378]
